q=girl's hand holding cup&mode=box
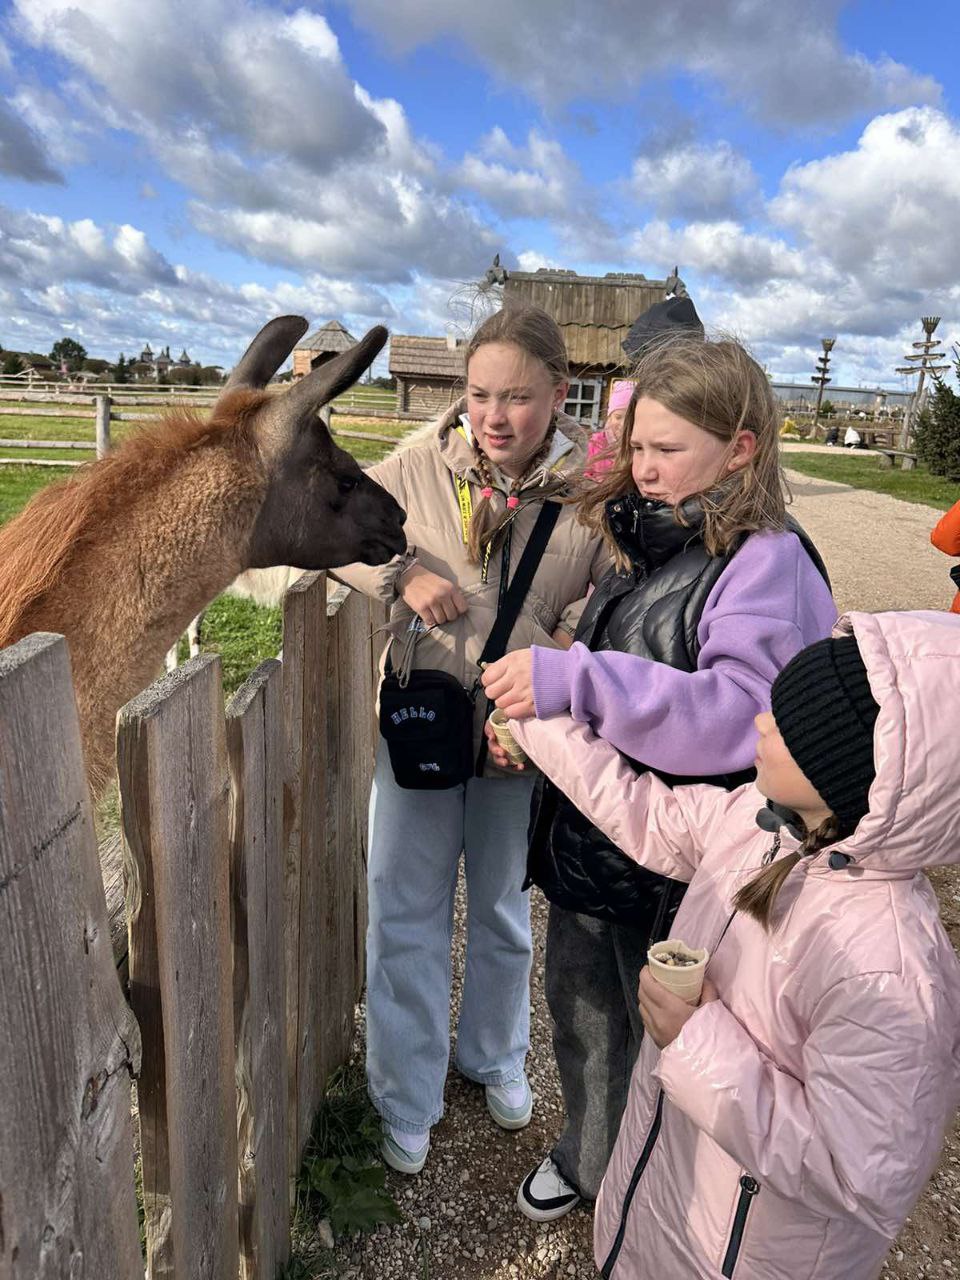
[484,712,527,771]
[638,941,717,1050]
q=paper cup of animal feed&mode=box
[647,940,710,1005]
[489,709,529,765]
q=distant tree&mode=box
[913,352,960,480]
[82,357,111,375]
[199,365,224,386]
[114,353,130,383]
[370,375,396,390]
[50,337,88,371]
[2,352,22,376]
[820,400,835,417]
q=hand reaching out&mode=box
[480,648,536,719]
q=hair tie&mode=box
[481,486,494,500]
[506,495,520,510]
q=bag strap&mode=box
[473,500,560,775]
[477,500,561,668]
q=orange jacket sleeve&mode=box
[931,500,960,556]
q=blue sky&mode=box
[1,0,958,386]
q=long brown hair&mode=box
[733,815,840,929]
[463,306,569,566]
[577,334,786,564]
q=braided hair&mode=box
[462,305,569,567]
[466,417,559,566]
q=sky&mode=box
[0,0,958,386]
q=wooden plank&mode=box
[0,403,96,416]
[227,660,291,1280]
[0,456,84,468]
[335,592,361,1044]
[117,656,239,1280]
[281,571,327,1178]
[0,633,142,1279]
[0,436,95,448]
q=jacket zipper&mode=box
[600,1090,665,1278]
[720,1175,761,1277]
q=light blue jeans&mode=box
[366,742,535,1135]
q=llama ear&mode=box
[221,315,309,393]
[283,325,388,425]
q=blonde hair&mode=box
[463,306,569,566]
[733,815,839,929]
[577,334,786,564]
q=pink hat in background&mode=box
[607,380,635,413]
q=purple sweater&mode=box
[532,530,837,776]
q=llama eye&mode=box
[336,474,359,496]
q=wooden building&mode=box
[502,267,667,426]
[293,320,357,379]
[389,334,466,416]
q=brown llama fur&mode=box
[0,394,269,794]
[0,316,404,797]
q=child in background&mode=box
[585,380,634,478]
[512,610,960,1280]
[931,497,960,613]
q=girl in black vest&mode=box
[481,327,837,1221]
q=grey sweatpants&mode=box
[544,903,649,1200]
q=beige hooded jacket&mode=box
[334,400,610,759]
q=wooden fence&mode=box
[0,391,410,468]
[0,574,389,1277]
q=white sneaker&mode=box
[485,1073,533,1130]
[517,1155,581,1221]
[381,1124,430,1175]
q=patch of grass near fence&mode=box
[0,462,75,521]
[179,595,283,697]
[285,1063,401,1276]
[784,452,957,510]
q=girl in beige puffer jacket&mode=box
[334,305,608,1173]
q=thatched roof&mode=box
[390,335,465,380]
[296,319,357,353]
[503,268,668,368]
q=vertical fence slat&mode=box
[282,571,328,1173]
[0,633,142,1279]
[95,393,111,457]
[117,655,239,1280]
[227,659,290,1280]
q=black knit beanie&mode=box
[770,635,880,837]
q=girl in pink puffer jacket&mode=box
[512,610,960,1280]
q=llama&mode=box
[0,316,406,795]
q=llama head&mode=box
[221,316,407,569]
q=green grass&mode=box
[783,451,957,510]
[186,596,283,697]
[0,462,75,521]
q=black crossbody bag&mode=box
[378,501,561,790]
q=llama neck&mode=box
[23,446,265,791]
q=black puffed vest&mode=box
[525,493,829,932]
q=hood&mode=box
[427,398,589,489]
[818,610,960,876]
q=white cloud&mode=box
[344,0,940,125]
[457,128,580,220]
[630,220,805,289]
[630,141,758,221]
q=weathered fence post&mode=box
[226,659,291,1279]
[117,655,239,1280]
[281,571,329,1179]
[0,633,142,1278]
[95,393,111,457]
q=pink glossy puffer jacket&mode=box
[513,611,960,1280]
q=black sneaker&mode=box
[517,1155,581,1221]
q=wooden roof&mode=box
[296,319,357,354]
[504,269,668,368]
[390,335,465,379]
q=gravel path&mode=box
[327,473,958,1279]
